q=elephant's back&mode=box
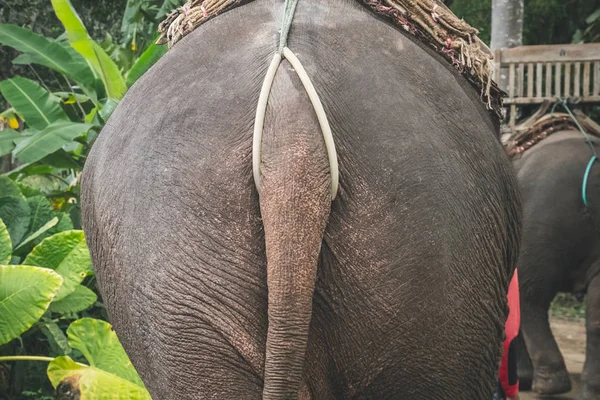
[514,129,600,200]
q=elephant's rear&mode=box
[514,131,600,297]
[81,0,521,398]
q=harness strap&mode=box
[252,0,339,200]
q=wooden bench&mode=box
[495,43,600,133]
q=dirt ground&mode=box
[520,316,586,400]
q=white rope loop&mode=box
[252,49,339,200]
[252,0,339,201]
[252,53,282,195]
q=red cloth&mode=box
[499,270,520,398]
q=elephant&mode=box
[512,128,600,399]
[80,0,522,398]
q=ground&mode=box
[520,316,586,400]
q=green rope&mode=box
[552,98,598,207]
[278,0,299,54]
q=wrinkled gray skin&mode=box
[513,130,600,400]
[81,0,521,398]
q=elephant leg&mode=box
[581,273,600,399]
[515,331,534,390]
[521,294,571,394]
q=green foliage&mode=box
[0,0,130,107]
[49,284,97,314]
[0,77,68,130]
[13,121,92,163]
[0,129,21,157]
[0,181,148,398]
[51,0,127,100]
[24,230,92,301]
[48,321,150,399]
[0,265,63,346]
[550,293,586,320]
[0,0,184,189]
[450,0,598,46]
[573,7,600,43]
[0,219,11,263]
[0,0,180,242]
[523,0,597,45]
[450,0,492,45]
[0,1,187,396]
[0,189,30,245]
[63,319,145,387]
[121,0,186,52]
[126,41,168,87]
[0,24,97,102]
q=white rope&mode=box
[252,53,282,195]
[252,48,339,200]
[282,47,339,200]
[253,0,339,200]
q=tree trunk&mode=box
[491,0,524,91]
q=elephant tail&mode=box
[257,60,333,399]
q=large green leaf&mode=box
[24,230,91,301]
[49,284,97,314]
[126,41,167,87]
[0,24,97,101]
[0,129,22,157]
[48,357,151,399]
[12,121,92,163]
[51,0,126,100]
[0,219,11,264]
[71,319,145,386]
[0,265,63,345]
[0,175,22,198]
[47,318,150,398]
[0,77,68,130]
[0,196,31,246]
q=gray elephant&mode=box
[512,127,600,399]
[81,0,521,398]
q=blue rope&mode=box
[583,155,597,207]
[552,97,598,207]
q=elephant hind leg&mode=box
[521,296,571,395]
[581,273,600,399]
[518,239,572,395]
[515,331,533,390]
